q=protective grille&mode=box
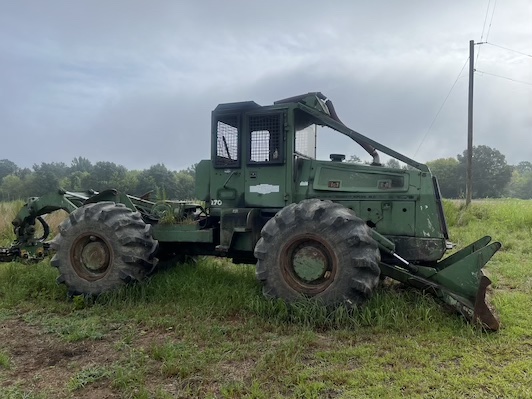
[249,114,282,163]
[215,115,239,167]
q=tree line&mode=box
[425,145,529,199]
[0,157,196,201]
[0,145,530,201]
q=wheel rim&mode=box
[281,233,337,295]
[70,233,112,281]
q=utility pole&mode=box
[466,39,474,206]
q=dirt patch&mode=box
[0,316,121,398]
[0,315,264,398]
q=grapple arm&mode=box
[0,188,159,263]
[1,190,89,262]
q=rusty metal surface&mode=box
[280,233,338,295]
[473,275,500,331]
[388,236,447,262]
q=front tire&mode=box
[50,202,158,296]
[254,199,380,306]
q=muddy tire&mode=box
[254,199,380,306]
[50,202,158,296]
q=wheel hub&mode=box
[292,245,329,283]
[81,241,110,273]
[71,234,112,281]
[281,234,337,295]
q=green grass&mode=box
[0,201,22,245]
[67,367,110,391]
[0,200,531,398]
[0,350,10,369]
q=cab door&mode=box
[244,111,288,208]
[209,112,245,209]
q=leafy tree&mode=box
[0,174,23,201]
[135,173,158,198]
[385,159,401,169]
[506,167,532,199]
[30,162,69,196]
[137,164,179,199]
[85,161,127,190]
[346,155,361,163]
[70,156,93,174]
[19,173,36,199]
[67,171,92,191]
[184,163,197,179]
[515,161,532,175]
[174,171,195,199]
[426,158,460,198]
[109,170,139,193]
[456,145,513,198]
[0,159,18,181]
[16,167,32,180]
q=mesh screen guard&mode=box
[249,113,283,164]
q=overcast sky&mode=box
[1,1,531,171]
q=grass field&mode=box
[0,200,531,398]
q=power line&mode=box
[485,0,497,42]
[485,42,532,58]
[413,57,469,158]
[479,0,491,41]
[476,0,492,65]
[476,69,532,86]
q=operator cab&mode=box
[201,92,421,210]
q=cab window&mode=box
[248,113,283,164]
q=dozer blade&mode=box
[474,275,499,331]
[429,237,501,330]
[379,236,501,330]
[430,273,499,331]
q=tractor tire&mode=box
[254,199,380,307]
[50,202,158,296]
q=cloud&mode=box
[1,1,530,171]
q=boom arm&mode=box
[0,187,183,262]
[0,190,91,262]
[297,101,429,172]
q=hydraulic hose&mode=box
[36,216,50,241]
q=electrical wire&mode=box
[476,0,492,65]
[413,57,469,158]
[476,69,532,86]
[479,0,491,40]
[485,42,532,58]
[485,0,498,42]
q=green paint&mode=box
[2,92,500,327]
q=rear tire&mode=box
[254,199,380,306]
[50,202,158,296]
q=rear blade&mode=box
[430,238,500,330]
[473,275,499,331]
[379,236,501,330]
[436,274,499,331]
